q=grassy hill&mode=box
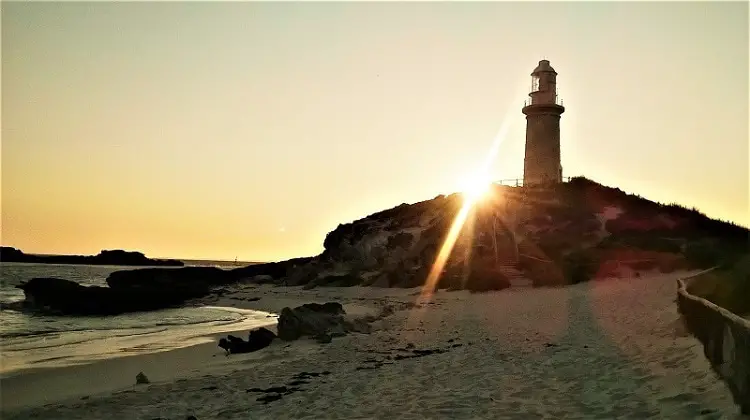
[244,177,747,304]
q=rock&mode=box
[249,326,277,343]
[17,265,247,315]
[387,232,414,249]
[257,393,283,404]
[106,267,228,296]
[315,333,333,344]
[228,257,314,282]
[16,278,199,316]
[313,274,362,287]
[20,257,320,316]
[277,302,370,341]
[218,327,276,355]
[251,275,274,284]
[135,372,150,385]
[288,379,309,386]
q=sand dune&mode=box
[2,270,744,419]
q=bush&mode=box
[465,267,512,292]
[518,256,566,287]
[687,255,750,316]
[683,240,722,268]
[682,240,746,269]
[562,250,598,284]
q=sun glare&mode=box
[460,173,492,202]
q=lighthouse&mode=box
[522,60,564,186]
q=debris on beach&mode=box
[135,372,150,385]
[245,371,333,405]
[217,326,276,355]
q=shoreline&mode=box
[0,305,277,377]
[1,326,269,410]
[3,274,743,419]
[0,287,384,412]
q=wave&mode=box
[0,314,250,339]
[0,306,276,355]
[1,328,171,351]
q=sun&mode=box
[459,172,492,202]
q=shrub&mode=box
[682,240,745,269]
[517,255,566,287]
[465,259,510,292]
[562,250,598,284]
[465,267,511,292]
[687,255,750,316]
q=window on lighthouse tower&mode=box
[531,75,540,92]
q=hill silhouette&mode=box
[0,247,184,267]
[268,177,748,292]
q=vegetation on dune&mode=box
[510,177,748,286]
[560,249,599,284]
[687,256,750,316]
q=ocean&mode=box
[0,262,275,377]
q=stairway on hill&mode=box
[496,261,532,288]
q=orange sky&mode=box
[2,2,748,262]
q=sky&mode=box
[2,1,748,262]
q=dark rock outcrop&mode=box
[218,327,276,355]
[0,247,184,267]
[106,266,229,298]
[14,258,318,315]
[227,257,314,282]
[276,302,370,341]
[16,277,202,315]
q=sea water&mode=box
[0,262,274,377]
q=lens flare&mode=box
[404,97,525,335]
[416,105,517,303]
[460,172,492,203]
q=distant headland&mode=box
[0,247,184,267]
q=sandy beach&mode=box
[2,270,743,419]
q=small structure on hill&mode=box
[522,60,565,186]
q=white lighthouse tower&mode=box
[522,60,565,186]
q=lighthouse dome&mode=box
[531,60,557,75]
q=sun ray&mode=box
[403,99,523,331]
[417,106,518,301]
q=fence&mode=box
[523,96,564,108]
[493,176,576,187]
[676,271,750,415]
